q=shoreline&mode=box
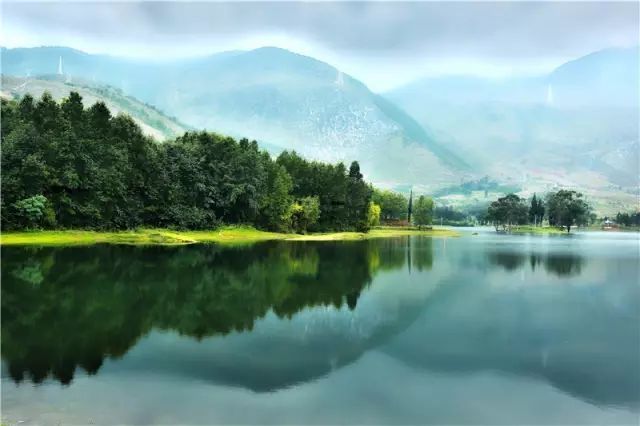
[508,226,566,235]
[0,226,460,246]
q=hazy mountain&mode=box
[1,46,471,189]
[4,45,636,207]
[549,46,639,109]
[390,75,547,106]
[387,47,639,206]
[1,75,189,140]
[390,47,638,108]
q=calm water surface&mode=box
[2,230,639,424]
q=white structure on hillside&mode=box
[58,56,64,75]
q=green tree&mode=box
[61,91,85,125]
[290,196,321,234]
[546,190,590,233]
[371,189,408,221]
[529,193,545,226]
[413,196,434,227]
[17,94,35,121]
[487,193,528,232]
[277,151,349,231]
[259,163,293,232]
[368,202,381,227]
[615,212,640,227]
[33,92,61,133]
[346,161,372,232]
[1,94,383,233]
[12,195,55,229]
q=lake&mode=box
[2,230,639,425]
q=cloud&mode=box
[2,1,638,90]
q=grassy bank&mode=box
[510,226,566,235]
[0,226,459,246]
[285,227,459,241]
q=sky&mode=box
[2,1,638,91]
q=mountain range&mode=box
[387,46,639,209]
[1,45,638,212]
[1,46,470,191]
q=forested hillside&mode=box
[1,92,374,232]
[1,75,189,141]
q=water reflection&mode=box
[1,238,433,386]
[488,251,584,277]
[2,234,639,420]
[386,239,640,410]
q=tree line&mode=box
[1,92,436,232]
[371,189,434,227]
[486,191,591,232]
[611,212,640,228]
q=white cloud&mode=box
[2,1,638,91]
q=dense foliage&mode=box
[487,194,529,231]
[275,152,372,232]
[529,193,545,225]
[434,205,475,226]
[1,93,373,232]
[367,202,381,227]
[614,211,640,227]
[413,195,434,227]
[485,191,591,232]
[372,189,408,221]
[546,190,590,232]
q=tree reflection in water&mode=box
[488,251,584,277]
[1,237,433,385]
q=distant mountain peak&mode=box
[1,45,471,188]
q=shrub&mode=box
[12,195,56,229]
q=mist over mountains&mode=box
[388,47,639,198]
[1,46,469,190]
[1,45,638,210]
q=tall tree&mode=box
[487,193,528,232]
[290,196,321,233]
[546,190,590,233]
[367,202,381,227]
[346,161,372,232]
[529,193,545,226]
[413,196,434,227]
[259,163,293,231]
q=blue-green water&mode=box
[2,230,639,424]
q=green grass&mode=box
[175,227,291,245]
[0,229,194,246]
[510,226,566,235]
[286,227,459,241]
[0,226,459,246]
